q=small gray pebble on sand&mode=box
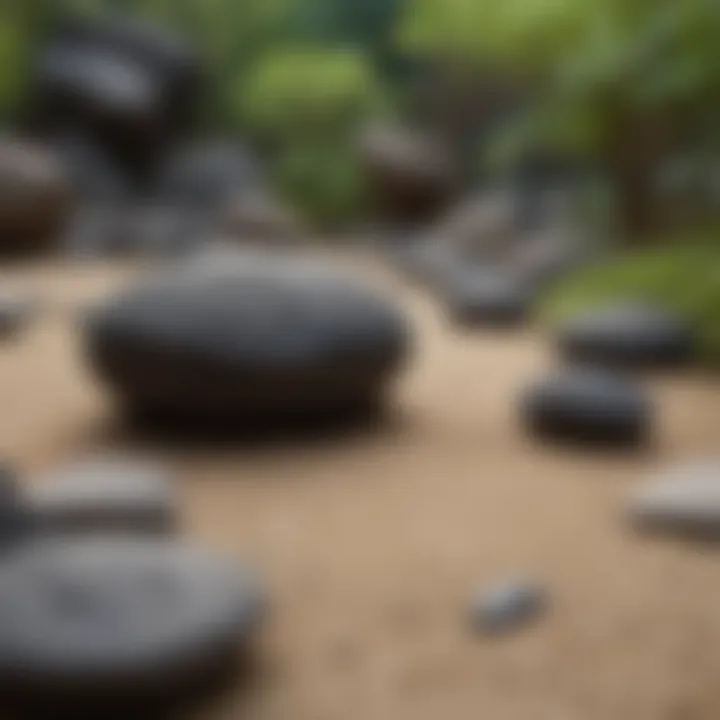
[470,579,547,636]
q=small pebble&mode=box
[470,579,547,636]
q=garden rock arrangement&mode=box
[28,456,178,537]
[627,461,720,539]
[522,367,652,446]
[0,538,265,717]
[85,255,412,429]
[0,139,71,256]
[31,14,202,181]
[557,301,694,370]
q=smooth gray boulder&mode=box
[0,538,265,716]
[85,257,411,429]
[29,456,177,536]
[628,461,720,539]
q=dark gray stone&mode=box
[471,579,547,635]
[85,258,411,428]
[159,142,259,216]
[0,538,265,715]
[28,456,177,536]
[558,302,694,369]
[522,367,651,446]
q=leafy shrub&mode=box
[274,140,367,229]
[241,46,381,227]
[242,46,381,139]
[541,245,720,367]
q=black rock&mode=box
[558,302,694,369]
[0,538,265,716]
[28,456,178,537]
[53,14,202,132]
[85,258,411,429]
[522,367,651,446]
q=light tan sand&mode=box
[1,255,719,720]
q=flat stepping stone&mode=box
[85,257,411,429]
[28,457,177,536]
[628,461,720,539]
[522,367,651,446]
[446,269,531,327]
[558,301,694,369]
[470,579,547,636]
[0,538,265,716]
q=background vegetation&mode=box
[1,1,720,362]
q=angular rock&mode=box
[522,367,651,446]
[28,456,177,536]
[85,257,411,429]
[0,538,265,716]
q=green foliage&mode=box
[242,47,380,139]
[541,244,720,367]
[240,46,381,227]
[399,0,720,162]
[274,141,367,228]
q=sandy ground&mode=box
[1,254,720,720]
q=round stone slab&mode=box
[628,461,720,539]
[522,367,652,446]
[558,301,694,369]
[28,456,177,536]
[0,538,266,715]
[85,257,411,428]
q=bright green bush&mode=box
[241,46,380,138]
[541,245,720,367]
[240,47,381,227]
